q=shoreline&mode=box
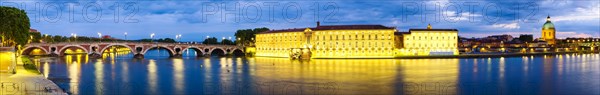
[395,51,597,59]
[0,55,67,95]
[310,51,599,59]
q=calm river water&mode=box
[30,49,600,95]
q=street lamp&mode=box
[176,34,182,42]
[124,32,128,41]
[151,33,155,42]
[74,34,77,42]
[97,32,102,42]
[222,37,225,45]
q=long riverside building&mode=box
[255,23,459,58]
[255,22,397,58]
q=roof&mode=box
[315,25,395,30]
[409,29,458,31]
[259,28,306,34]
[29,29,39,33]
[259,25,395,34]
[542,21,555,30]
[394,32,410,35]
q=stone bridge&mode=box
[21,42,244,58]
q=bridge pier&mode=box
[171,54,183,58]
[134,54,144,59]
[89,53,102,58]
[203,54,211,57]
[47,53,59,57]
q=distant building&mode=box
[486,34,513,42]
[518,34,534,42]
[396,24,459,56]
[29,29,39,33]
[541,16,556,45]
[102,35,112,39]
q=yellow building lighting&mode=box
[0,51,16,72]
[541,16,556,45]
[255,24,397,58]
[397,28,459,56]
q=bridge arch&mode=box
[58,45,90,56]
[231,48,245,56]
[142,45,176,56]
[99,44,135,54]
[22,46,49,55]
[182,47,206,56]
[209,47,227,56]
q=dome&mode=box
[542,16,555,30]
[543,21,554,30]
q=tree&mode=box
[29,32,41,43]
[202,37,219,44]
[0,6,31,47]
[158,38,176,43]
[234,27,269,46]
[138,39,153,42]
[221,39,235,45]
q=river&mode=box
[29,49,600,95]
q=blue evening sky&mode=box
[1,0,599,42]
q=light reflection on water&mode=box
[33,49,600,95]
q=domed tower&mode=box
[542,15,556,45]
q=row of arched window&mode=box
[406,36,456,41]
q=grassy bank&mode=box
[20,56,40,74]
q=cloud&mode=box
[426,0,450,7]
[2,0,598,41]
[556,32,593,38]
[553,4,600,22]
[491,22,520,29]
[441,11,482,22]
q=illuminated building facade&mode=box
[255,23,397,58]
[396,24,459,56]
[541,16,556,45]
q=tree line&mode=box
[234,27,269,46]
